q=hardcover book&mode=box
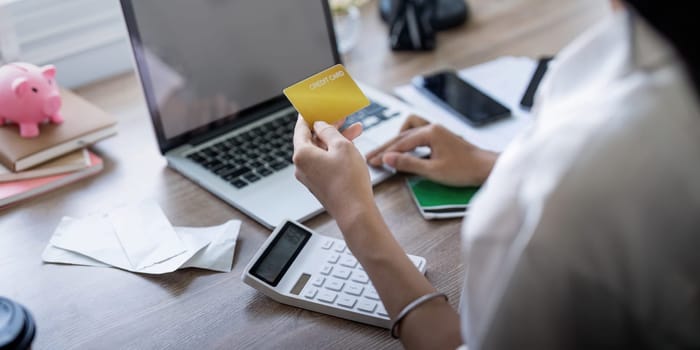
[0,89,117,171]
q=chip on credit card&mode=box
[283,64,370,125]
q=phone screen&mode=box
[415,71,510,126]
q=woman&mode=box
[292,0,700,348]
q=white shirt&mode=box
[460,9,700,349]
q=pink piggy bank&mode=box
[0,62,63,138]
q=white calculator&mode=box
[242,219,427,328]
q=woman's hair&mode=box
[625,0,700,95]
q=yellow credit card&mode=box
[283,64,370,125]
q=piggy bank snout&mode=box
[43,94,62,115]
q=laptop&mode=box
[120,0,416,228]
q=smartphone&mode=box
[406,176,480,220]
[412,70,511,126]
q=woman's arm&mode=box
[341,207,462,349]
[292,116,493,349]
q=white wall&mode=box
[2,0,133,88]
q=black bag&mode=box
[388,0,437,51]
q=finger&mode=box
[366,127,421,163]
[368,128,431,166]
[383,151,432,177]
[333,118,346,129]
[400,115,430,132]
[366,116,429,164]
[313,121,346,147]
[366,134,403,165]
[341,122,363,141]
[312,132,328,151]
[294,114,312,148]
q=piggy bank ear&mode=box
[12,77,29,97]
[41,65,57,79]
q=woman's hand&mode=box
[366,115,499,186]
[293,116,378,229]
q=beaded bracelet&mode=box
[390,292,448,339]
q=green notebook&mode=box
[406,176,480,219]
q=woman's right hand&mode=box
[366,115,499,186]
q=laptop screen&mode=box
[121,0,339,150]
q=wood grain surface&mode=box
[0,1,607,349]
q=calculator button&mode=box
[317,291,338,304]
[312,276,325,287]
[357,300,377,313]
[334,242,347,253]
[345,284,364,296]
[351,271,369,284]
[339,256,358,268]
[327,253,340,264]
[304,288,318,299]
[377,304,389,317]
[320,265,333,275]
[332,268,352,280]
[321,240,334,250]
[326,280,345,292]
[337,296,357,309]
[365,287,380,300]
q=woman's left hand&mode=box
[292,116,375,229]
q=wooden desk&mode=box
[0,1,607,348]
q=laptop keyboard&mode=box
[186,111,297,189]
[186,100,399,189]
[342,101,401,131]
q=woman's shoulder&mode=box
[562,63,699,195]
[532,60,700,202]
[505,56,700,274]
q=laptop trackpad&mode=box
[238,170,323,228]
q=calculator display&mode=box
[250,222,311,286]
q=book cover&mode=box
[407,176,480,208]
[0,150,103,208]
[406,176,480,219]
[0,148,90,182]
[0,89,117,171]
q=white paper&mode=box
[50,215,133,268]
[42,201,240,274]
[394,56,538,152]
[180,221,241,272]
[108,201,186,270]
[41,235,110,267]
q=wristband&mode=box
[391,292,448,339]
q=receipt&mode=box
[42,200,240,274]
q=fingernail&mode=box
[383,153,398,167]
[314,121,329,129]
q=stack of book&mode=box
[0,89,117,207]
